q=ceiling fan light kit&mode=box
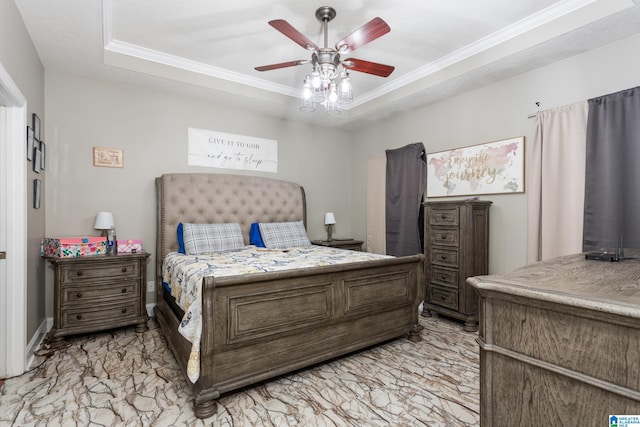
[256,6,394,116]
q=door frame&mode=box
[0,61,27,378]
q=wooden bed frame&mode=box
[154,173,424,418]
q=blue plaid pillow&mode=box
[182,223,245,255]
[259,221,311,249]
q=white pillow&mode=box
[182,223,245,255]
[259,221,311,249]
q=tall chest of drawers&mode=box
[47,252,150,342]
[423,200,491,331]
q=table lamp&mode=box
[94,211,115,237]
[324,212,336,242]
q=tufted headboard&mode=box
[155,173,307,280]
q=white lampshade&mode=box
[324,212,336,225]
[94,211,115,230]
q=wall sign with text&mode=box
[426,136,525,197]
[188,128,278,173]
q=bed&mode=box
[154,173,424,418]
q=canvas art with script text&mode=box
[426,137,524,197]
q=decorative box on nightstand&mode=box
[311,239,364,251]
[46,251,150,343]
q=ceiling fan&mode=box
[255,6,395,114]
[255,6,394,77]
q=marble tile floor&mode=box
[1,315,479,426]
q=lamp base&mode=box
[326,224,333,242]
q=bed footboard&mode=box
[155,254,423,418]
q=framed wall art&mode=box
[39,141,46,170]
[34,179,41,209]
[426,136,525,198]
[33,147,41,173]
[32,113,41,140]
[26,126,34,161]
[93,146,124,168]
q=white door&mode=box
[0,62,27,378]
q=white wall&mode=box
[44,71,352,312]
[351,33,640,275]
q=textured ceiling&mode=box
[15,0,640,129]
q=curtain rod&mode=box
[528,101,541,119]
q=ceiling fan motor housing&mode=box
[315,6,337,23]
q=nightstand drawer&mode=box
[429,208,459,226]
[62,281,140,305]
[429,228,459,247]
[430,248,458,267]
[429,285,458,310]
[61,302,140,328]
[431,266,458,288]
[60,260,140,284]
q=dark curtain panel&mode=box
[583,86,640,252]
[385,143,426,256]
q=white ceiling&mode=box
[15,0,640,129]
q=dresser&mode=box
[311,239,363,251]
[47,252,150,342]
[422,200,491,331]
[468,252,640,425]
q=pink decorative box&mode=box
[117,239,142,254]
[41,237,107,258]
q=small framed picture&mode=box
[39,141,46,170]
[34,179,41,209]
[32,113,41,140]
[33,147,41,173]
[27,126,34,161]
[93,146,124,168]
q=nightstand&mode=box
[46,252,150,343]
[311,239,364,251]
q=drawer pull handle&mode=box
[76,271,83,276]
[122,267,128,273]
[76,292,83,298]
[121,308,127,314]
[76,314,82,320]
[121,288,127,293]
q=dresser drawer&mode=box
[431,266,458,288]
[62,281,140,306]
[61,260,140,284]
[61,301,140,328]
[428,285,458,310]
[430,228,459,247]
[429,208,459,226]
[430,248,458,267]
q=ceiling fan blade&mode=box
[269,19,319,51]
[335,17,390,53]
[343,58,395,77]
[255,60,308,72]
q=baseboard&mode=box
[25,318,51,370]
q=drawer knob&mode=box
[121,308,127,314]
[121,288,127,293]
[441,235,447,239]
[441,255,447,260]
[441,275,447,280]
[441,214,446,219]
[76,292,83,298]
[121,267,128,273]
[76,314,82,320]
[76,271,83,276]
